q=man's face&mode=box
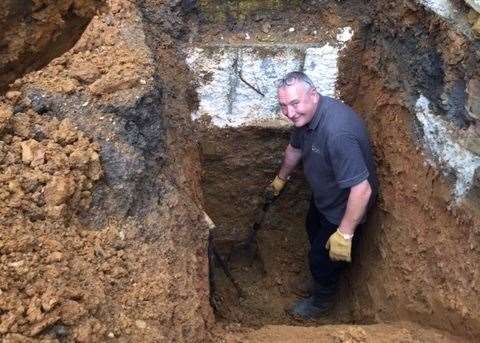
[277,82,319,127]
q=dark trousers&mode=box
[305,200,360,287]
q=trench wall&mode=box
[187,0,480,339]
[345,1,480,339]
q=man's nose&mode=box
[285,106,295,118]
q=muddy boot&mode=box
[289,282,336,320]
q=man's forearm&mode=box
[278,144,302,180]
[338,179,372,235]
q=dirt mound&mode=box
[0,0,214,342]
[0,0,103,91]
[0,107,102,221]
[0,103,106,339]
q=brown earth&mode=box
[0,0,480,342]
[343,2,480,338]
[1,0,213,342]
[0,0,104,92]
[222,322,469,342]
[195,0,480,341]
[346,57,480,337]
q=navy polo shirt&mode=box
[290,96,378,225]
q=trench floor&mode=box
[200,126,360,327]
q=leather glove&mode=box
[265,175,287,201]
[325,229,352,262]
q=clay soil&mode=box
[1,1,213,342]
[195,0,366,329]
[193,1,480,342]
[202,126,362,327]
[1,0,480,342]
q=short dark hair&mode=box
[277,71,316,91]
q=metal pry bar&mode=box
[239,72,265,97]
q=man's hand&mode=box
[325,230,352,262]
[265,175,287,201]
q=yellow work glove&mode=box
[325,229,352,262]
[265,175,287,201]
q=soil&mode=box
[188,0,368,47]
[1,1,214,342]
[0,0,103,92]
[0,0,479,342]
[220,321,470,342]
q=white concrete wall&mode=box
[186,27,353,128]
[415,95,480,198]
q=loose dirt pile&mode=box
[1,0,480,342]
[0,0,214,342]
[0,105,108,339]
[0,0,103,91]
[0,105,102,221]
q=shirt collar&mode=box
[307,95,325,131]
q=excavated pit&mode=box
[187,1,480,340]
[187,1,373,327]
[1,0,480,341]
[201,126,364,326]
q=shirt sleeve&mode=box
[289,128,304,150]
[327,134,369,189]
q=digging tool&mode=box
[208,231,245,299]
[212,244,245,298]
[228,195,276,269]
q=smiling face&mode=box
[277,81,319,127]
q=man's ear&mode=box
[309,88,318,100]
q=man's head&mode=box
[277,71,320,127]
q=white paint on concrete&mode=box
[186,27,354,127]
[465,0,480,13]
[186,47,302,127]
[417,0,457,19]
[232,48,302,127]
[415,95,480,198]
[185,48,237,125]
[304,45,339,98]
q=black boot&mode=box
[290,282,336,320]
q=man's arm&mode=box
[278,144,302,180]
[266,144,302,199]
[338,179,372,236]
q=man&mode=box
[267,71,378,319]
